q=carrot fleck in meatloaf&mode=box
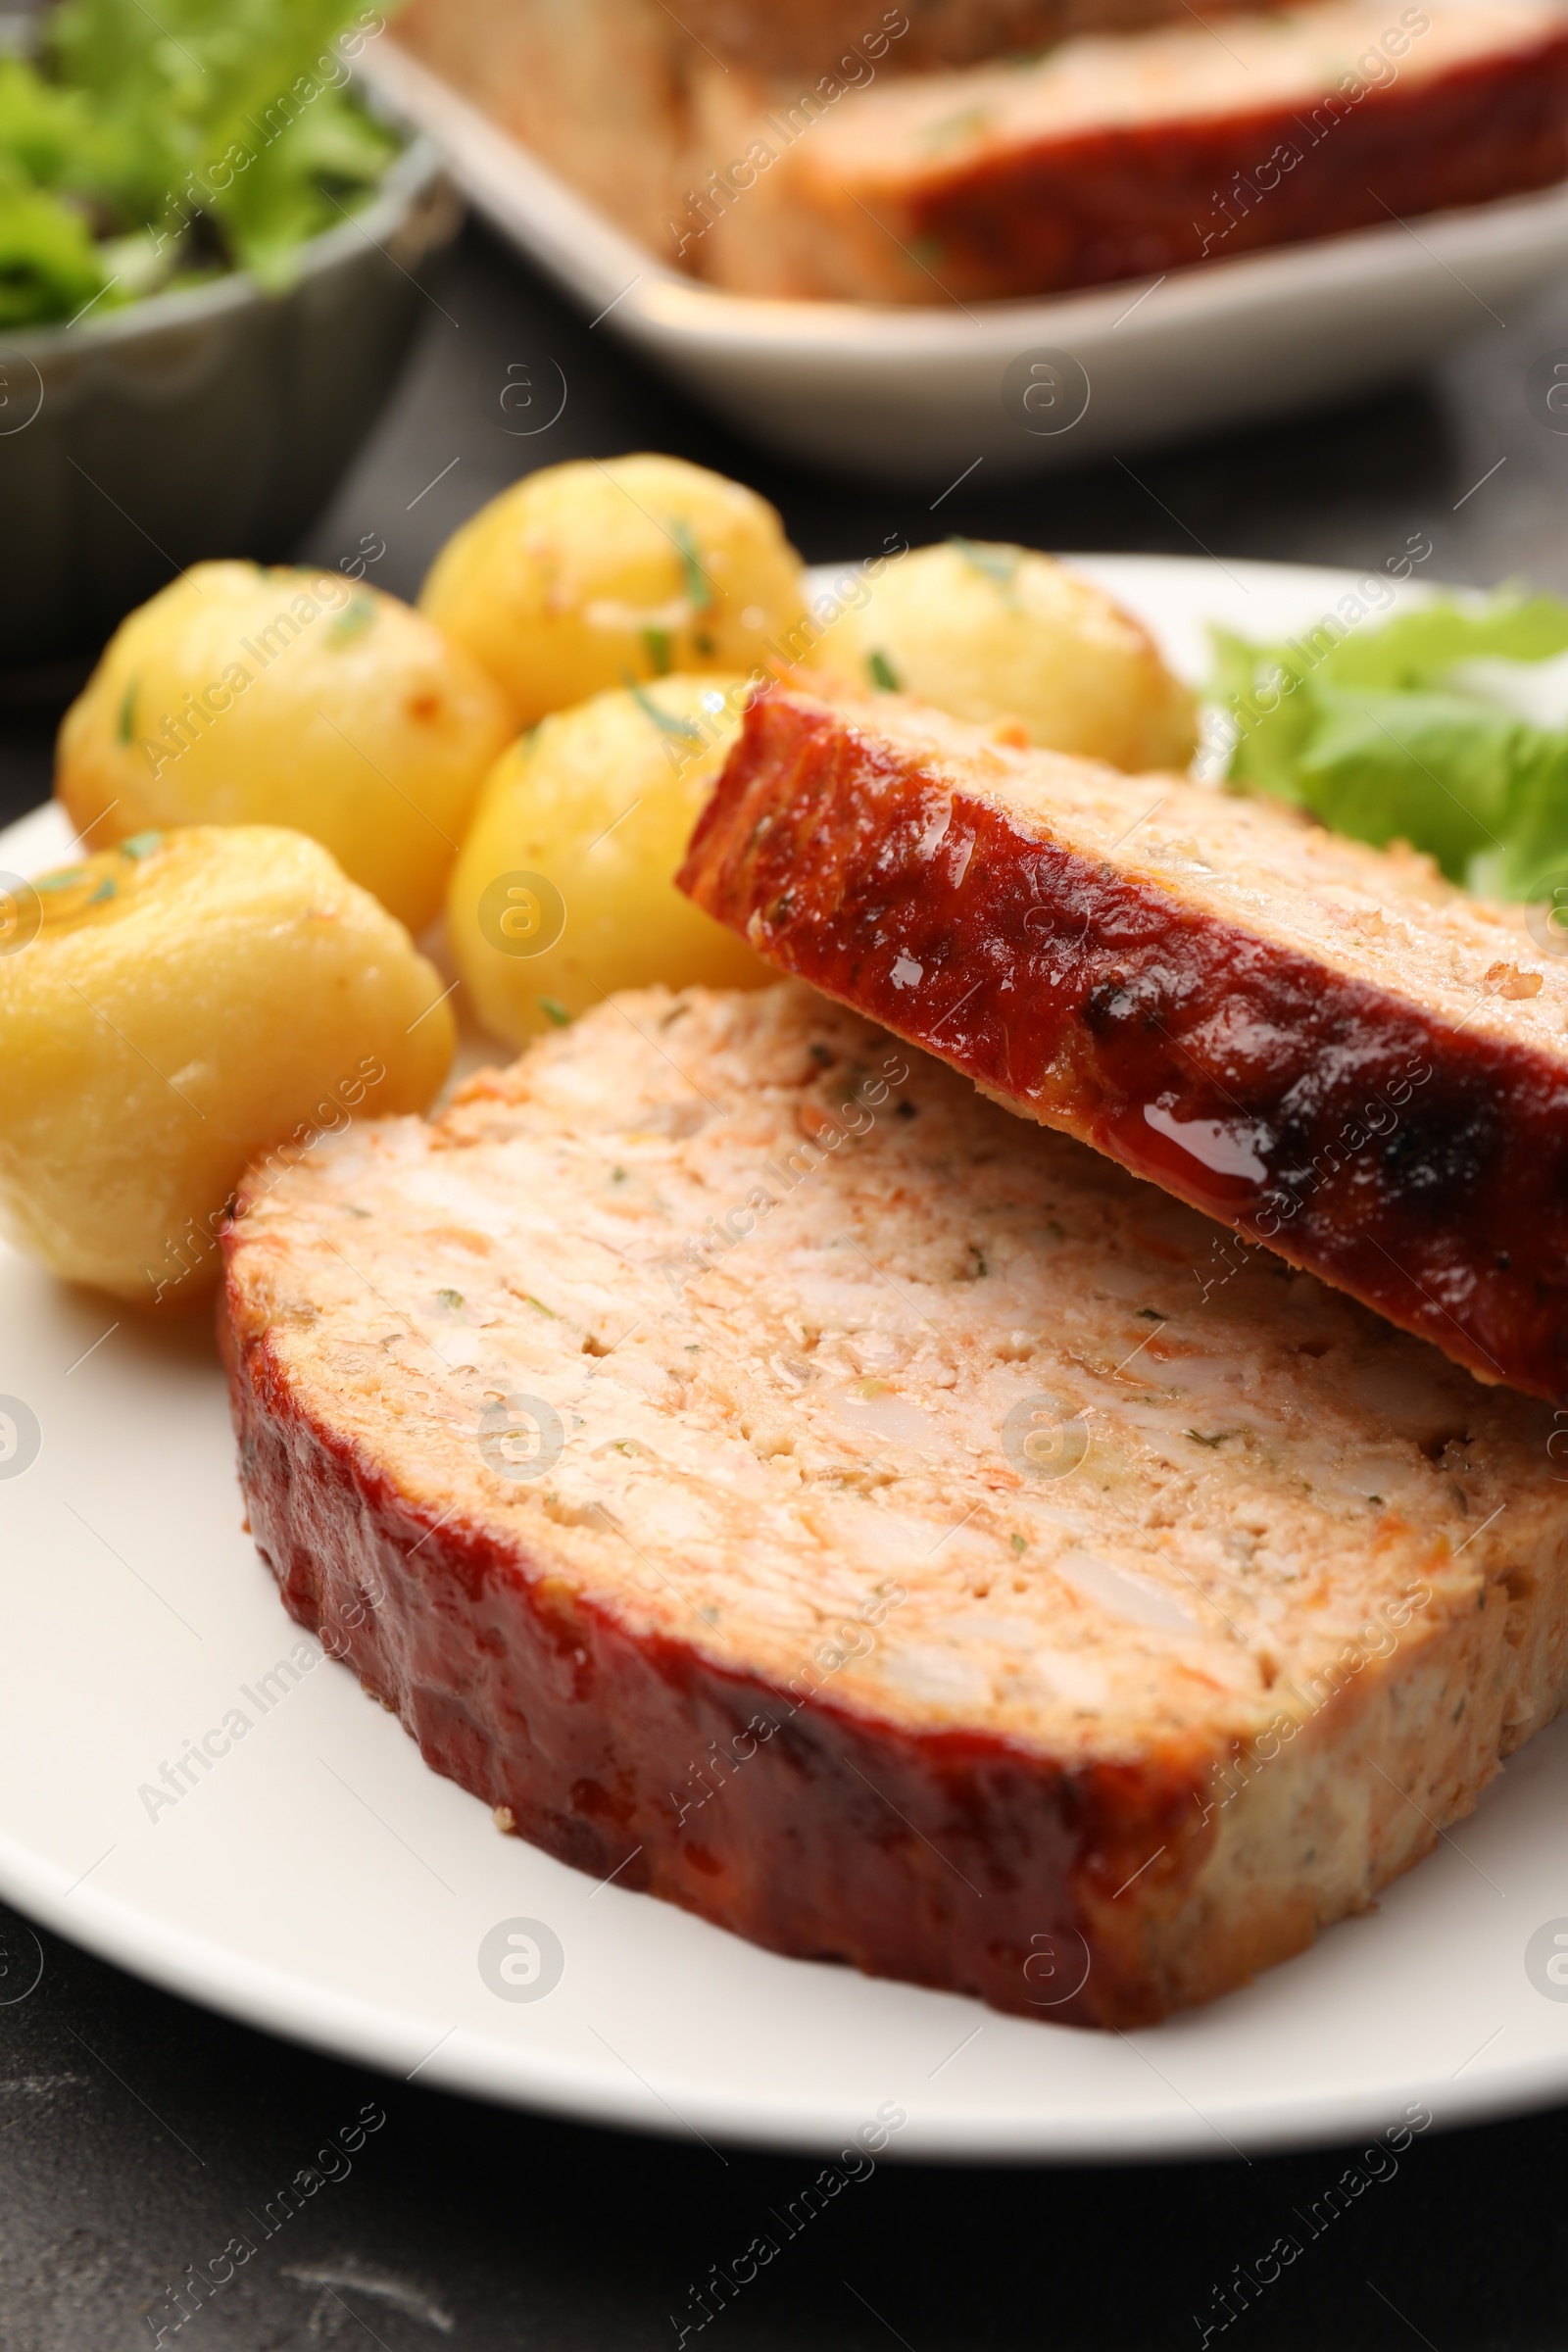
[222,984,1568,2027]
[700,0,1568,301]
[679,689,1568,1402]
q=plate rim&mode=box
[9,1815,1568,2166]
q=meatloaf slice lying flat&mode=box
[222,983,1568,2028]
[679,691,1568,1400]
[703,0,1568,301]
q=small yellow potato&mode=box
[808,540,1199,772]
[448,673,769,1045]
[56,563,516,934]
[420,454,808,722]
[0,827,455,1306]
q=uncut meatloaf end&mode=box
[699,0,1568,301]
[678,689,1568,1401]
[221,984,1568,2027]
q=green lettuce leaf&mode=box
[0,0,400,322]
[1214,596,1568,901]
[50,0,400,285]
[0,177,111,327]
[0,54,97,185]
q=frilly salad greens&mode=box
[0,0,399,328]
[1212,593,1568,904]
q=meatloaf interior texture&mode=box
[221,983,1568,2028]
[387,0,1568,299]
[679,690,1568,1403]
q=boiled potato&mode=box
[0,827,455,1305]
[808,540,1199,771]
[420,454,808,722]
[448,673,769,1045]
[56,564,516,934]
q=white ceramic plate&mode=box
[4,556,1568,2165]
[360,31,1568,483]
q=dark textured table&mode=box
[5,220,1568,2351]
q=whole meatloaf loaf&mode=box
[222,983,1568,2028]
[698,0,1568,301]
[679,690,1568,1401]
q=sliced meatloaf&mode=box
[221,982,1568,2028]
[385,0,1258,269]
[392,0,1244,89]
[679,690,1568,1400]
[699,0,1568,301]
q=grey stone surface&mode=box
[3,1887,1568,2350]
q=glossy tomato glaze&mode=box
[222,1315,1226,2030]
[881,30,1568,301]
[679,692,1568,1400]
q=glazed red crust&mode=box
[224,1318,1219,2030]
[856,26,1568,300]
[678,691,1568,1400]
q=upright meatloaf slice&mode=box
[701,0,1568,301]
[679,691,1568,1400]
[222,983,1568,2028]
